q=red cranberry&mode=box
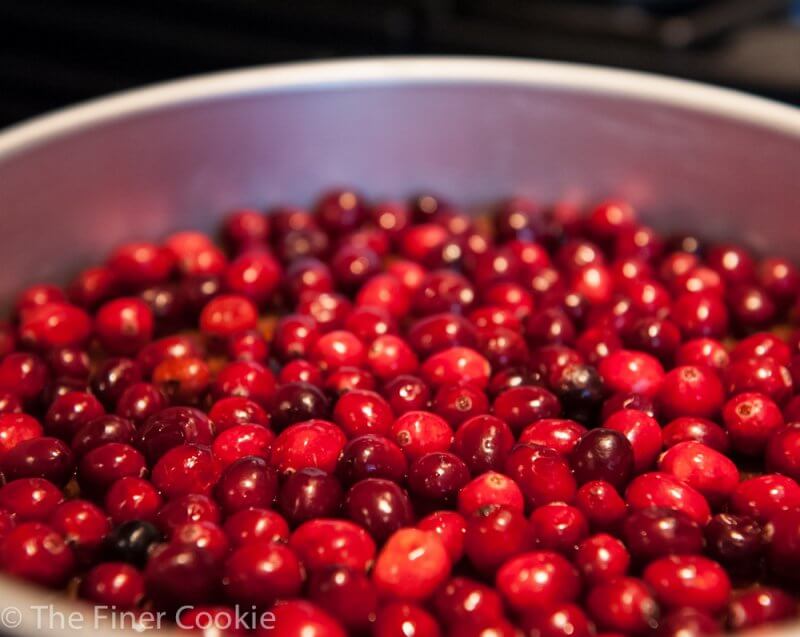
[725,355,793,404]
[91,357,143,408]
[622,507,703,563]
[116,382,167,424]
[570,429,633,489]
[644,555,730,613]
[332,389,392,438]
[408,314,479,358]
[704,513,764,568]
[270,419,346,475]
[105,476,163,524]
[657,608,720,637]
[0,477,63,521]
[464,506,530,573]
[214,455,276,513]
[519,418,586,456]
[224,249,282,305]
[0,521,75,587]
[145,542,219,608]
[730,474,800,522]
[521,603,594,637]
[576,326,623,365]
[496,551,580,612]
[625,472,711,525]
[506,443,577,508]
[390,410,453,461]
[366,334,419,380]
[72,414,137,457]
[138,406,214,462]
[79,562,145,609]
[0,392,22,415]
[155,493,220,536]
[273,315,320,361]
[223,508,289,547]
[575,533,630,585]
[211,360,276,408]
[0,352,49,403]
[0,413,43,454]
[656,365,724,420]
[223,541,303,607]
[345,305,397,343]
[78,442,147,495]
[263,600,346,637]
[284,257,333,301]
[19,302,92,350]
[290,518,375,572]
[152,356,210,404]
[344,478,413,542]
[137,334,202,375]
[529,502,589,554]
[663,440,738,506]
[271,382,330,431]
[307,565,377,631]
[765,422,800,481]
[278,468,342,525]
[107,242,175,288]
[452,414,514,474]
[211,423,273,467]
[356,275,410,319]
[421,346,491,391]
[733,332,791,365]
[49,498,110,563]
[1,436,74,485]
[70,267,117,308]
[675,337,730,371]
[373,528,450,600]
[662,417,730,453]
[311,330,365,372]
[587,576,659,634]
[575,480,627,532]
[337,434,407,485]
[95,297,154,355]
[417,510,466,562]
[672,292,728,338]
[458,471,525,516]
[15,283,66,315]
[603,409,662,472]
[722,391,784,455]
[432,383,489,428]
[222,208,269,251]
[208,396,269,432]
[492,386,561,434]
[727,587,797,630]
[171,520,229,563]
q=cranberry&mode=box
[496,551,580,612]
[575,533,630,585]
[172,520,229,563]
[407,451,469,506]
[675,337,730,371]
[622,507,703,563]
[71,414,137,457]
[432,383,489,428]
[587,576,659,634]
[731,474,800,522]
[107,241,175,288]
[550,362,605,424]
[105,476,163,524]
[366,334,419,380]
[356,275,410,319]
[417,510,467,562]
[0,392,22,415]
[602,392,657,421]
[307,565,377,631]
[273,315,320,361]
[79,562,146,609]
[94,297,154,355]
[78,442,147,495]
[145,543,219,608]
[0,413,43,454]
[521,603,594,637]
[224,249,282,305]
[344,478,413,542]
[662,417,730,453]
[331,389,391,438]
[659,441,739,506]
[644,555,731,613]
[575,480,627,532]
[1,436,74,488]
[452,414,514,474]
[506,443,577,508]
[390,410,453,461]
[19,302,92,350]
[458,471,525,516]
[152,356,211,404]
[290,518,375,572]
[155,493,220,536]
[211,360,276,408]
[0,477,63,521]
[570,428,633,489]
[214,456,276,513]
[278,468,342,525]
[626,472,711,525]
[137,334,202,375]
[464,506,530,573]
[68,267,119,308]
[0,521,75,587]
[223,508,289,547]
[208,396,269,432]
[271,382,330,430]
[103,519,162,566]
[211,423,273,467]
[529,502,589,554]
[492,386,561,433]
[576,326,623,365]
[337,434,408,485]
[725,355,793,404]
[373,528,450,600]
[91,357,143,408]
[658,608,720,637]
[672,292,728,338]
[0,352,49,403]
[345,305,397,343]
[704,513,764,568]
[603,409,662,472]
[270,419,346,475]
[115,382,167,424]
[138,406,215,462]
[657,365,724,420]
[727,587,797,630]
[722,392,784,455]
[222,208,269,251]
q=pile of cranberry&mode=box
[1,191,800,637]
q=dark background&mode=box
[1,0,799,129]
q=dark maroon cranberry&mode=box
[270,382,330,430]
[180,275,222,314]
[337,434,408,485]
[48,347,91,379]
[492,385,561,433]
[214,456,277,514]
[104,520,162,566]
[278,468,343,525]
[71,415,137,457]
[551,363,605,423]
[115,382,168,424]
[145,543,219,608]
[0,436,74,485]
[601,392,656,421]
[408,452,470,505]
[452,415,515,474]
[44,391,105,441]
[622,507,704,563]
[91,357,143,409]
[138,406,215,462]
[570,428,634,488]
[344,478,413,542]
[486,366,542,397]
[526,308,576,347]
[315,189,367,233]
[140,284,187,333]
[307,565,377,632]
[222,208,269,252]
[704,513,764,570]
[382,375,431,415]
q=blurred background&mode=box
[1,0,799,128]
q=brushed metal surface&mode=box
[0,57,799,636]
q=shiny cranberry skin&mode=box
[263,600,346,637]
[145,542,219,608]
[331,389,391,438]
[91,357,142,408]
[137,334,202,375]
[310,330,365,372]
[49,498,110,562]
[208,396,269,432]
[355,274,410,320]
[212,360,276,408]
[152,356,211,404]
[506,443,577,508]
[725,355,793,404]
[1,436,74,485]
[492,386,561,433]
[409,314,479,359]
[602,392,657,421]
[675,337,730,371]
[655,610,720,637]
[587,576,659,634]
[271,382,330,431]
[15,283,66,316]
[19,301,92,350]
[458,471,525,515]
[704,513,763,568]
[521,603,594,637]
[575,533,630,585]
[603,409,661,472]
[223,541,303,607]
[570,428,633,489]
[115,382,167,424]
[0,392,22,416]
[382,375,431,415]
[438,583,505,634]
[313,188,366,232]
[407,451,469,506]
[525,307,576,347]
[622,507,703,563]
[530,502,588,554]
[78,442,147,495]
[463,506,529,572]
[224,249,282,306]
[390,410,453,461]
[105,476,163,524]
[575,480,627,532]
[496,551,580,612]
[452,414,514,474]
[345,305,397,343]
[0,521,75,587]
[657,365,724,420]
[366,334,419,380]
[290,518,375,572]
[662,417,730,453]
[278,468,342,525]
[432,383,489,428]
[722,391,784,455]
[223,508,289,547]
[672,292,729,338]
[417,510,466,562]
[518,419,585,457]
[337,434,407,485]
[549,363,605,424]
[765,508,800,583]
[765,422,800,481]
[659,441,738,506]
[71,414,137,457]
[373,527,449,600]
[272,315,320,361]
[107,241,175,288]
[138,406,215,462]
[731,474,800,522]
[221,208,269,251]
[0,352,49,403]
[727,587,797,630]
[211,423,273,467]
[344,478,413,542]
[94,297,154,356]
[644,555,731,613]
[79,562,146,609]
[626,472,711,525]
[0,478,63,521]
[68,267,119,308]
[0,413,43,454]
[155,493,220,536]
[279,361,320,389]
[270,419,346,475]
[307,565,376,631]
[733,331,791,364]
[284,257,333,301]
[171,520,229,564]
[576,326,622,365]
[213,455,276,513]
